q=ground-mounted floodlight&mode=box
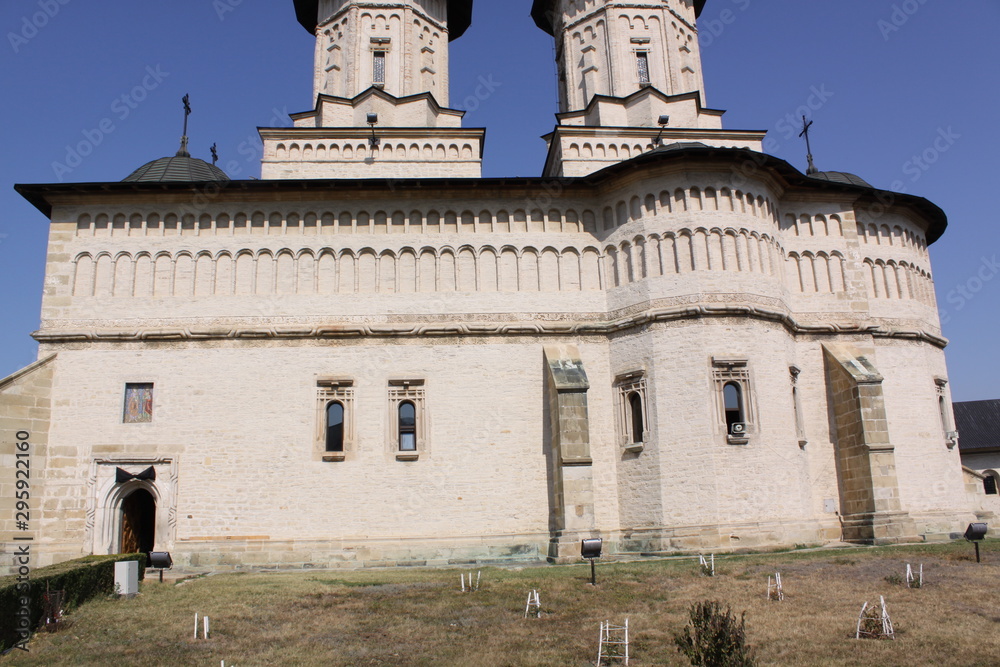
[367,113,380,148]
[965,523,988,563]
[149,551,173,582]
[582,538,603,585]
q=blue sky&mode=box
[1,0,998,401]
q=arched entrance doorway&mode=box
[120,488,156,555]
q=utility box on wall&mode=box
[114,561,139,597]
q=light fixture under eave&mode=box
[651,116,670,148]
[367,113,380,148]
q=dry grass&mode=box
[4,541,999,666]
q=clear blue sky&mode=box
[1,0,998,401]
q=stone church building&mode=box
[3,0,988,571]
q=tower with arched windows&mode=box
[262,0,482,179]
[531,0,760,178]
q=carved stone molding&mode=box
[84,457,179,555]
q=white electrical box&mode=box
[114,561,139,597]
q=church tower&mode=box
[534,0,706,113]
[532,0,765,177]
[262,0,481,179]
[298,0,473,105]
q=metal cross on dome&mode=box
[178,94,192,157]
[799,115,819,175]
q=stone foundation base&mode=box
[841,511,920,545]
[5,511,985,575]
[613,518,843,555]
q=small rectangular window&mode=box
[123,383,153,423]
[636,52,650,84]
[373,51,386,85]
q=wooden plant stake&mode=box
[524,589,541,618]
[767,573,784,601]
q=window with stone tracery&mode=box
[373,50,386,85]
[615,371,648,451]
[636,51,650,84]
[389,380,426,460]
[316,378,354,461]
[712,358,754,443]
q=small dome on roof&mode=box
[808,171,872,188]
[656,141,710,151]
[123,155,229,183]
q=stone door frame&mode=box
[85,457,178,555]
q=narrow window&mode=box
[938,396,950,435]
[398,401,417,451]
[628,392,644,444]
[373,51,386,85]
[986,473,999,496]
[636,52,650,84]
[123,383,154,423]
[326,401,345,452]
[723,382,744,434]
[315,378,354,461]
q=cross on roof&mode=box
[798,115,818,175]
[177,94,192,158]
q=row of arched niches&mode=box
[67,185,935,306]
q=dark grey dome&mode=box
[123,155,229,183]
[808,171,872,188]
[656,141,710,151]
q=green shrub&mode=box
[0,553,146,652]
[674,600,757,667]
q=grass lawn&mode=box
[4,541,999,666]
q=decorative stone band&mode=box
[33,304,948,348]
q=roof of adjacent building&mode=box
[122,155,229,183]
[293,0,474,40]
[532,0,707,35]
[954,400,1000,452]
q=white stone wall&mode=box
[9,157,976,570]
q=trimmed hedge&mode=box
[0,553,146,652]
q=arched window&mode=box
[724,382,744,434]
[326,401,345,452]
[399,401,417,451]
[628,392,644,444]
[986,472,999,496]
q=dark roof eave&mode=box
[13,146,948,243]
[532,0,706,35]
[294,0,473,40]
